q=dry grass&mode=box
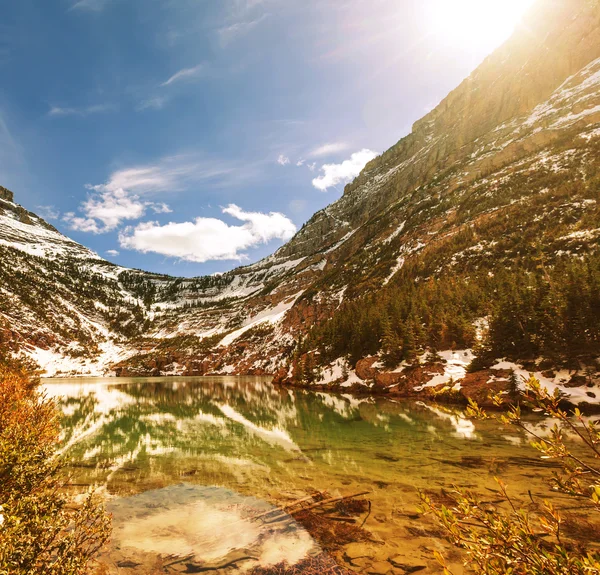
[334,498,369,516]
[248,553,353,575]
[293,509,371,551]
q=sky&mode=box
[0,0,535,277]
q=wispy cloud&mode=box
[48,103,116,118]
[227,0,273,17]
[69,0,112,12]
[36,205,60,221]
[87,154,241,195]
[312,149,377,191]
[65,154,259,233]
[309,142,350,157]
[277,143,352,171]
[136,96,169,112]
[160,64,205,87]
[218,13,269,46]
[119,204,296,263]
[106,249,120,256]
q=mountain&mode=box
[1,0,600,406]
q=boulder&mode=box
[565,375,587,388]
[0,186,14,203]
[378,364,445,394]
[374,371,407,388]
[461,370,511,407]
[356,356,380,380]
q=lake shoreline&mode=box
[273,371,600,415]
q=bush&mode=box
[0,352,111,574]
[421,375,600,575]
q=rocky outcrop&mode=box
[0,186,14,203]
[275,0,600,261]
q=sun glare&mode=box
[427,0,536,52]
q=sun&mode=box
[426,0,536,52]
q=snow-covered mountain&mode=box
[0,186,321,376]
[2,0,600,408]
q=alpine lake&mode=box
[42,376,586,575]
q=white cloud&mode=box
[312,149,377,191]
[63,189,148,233]
[161,65,205,87]
[48,104,116,117]
[119,204,296,263]
[296,159,305,167]
[277,154,290,166]
[62,213,102,234]
[106,249,120,256]
[151,202,173,214]
[66,155,255,234]
[309,142,349,157]
[64,191,173,234]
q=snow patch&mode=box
[383,257,405,286]
[491,361,600,406]
[218,291,303,348]
[315,357,366,388]
[384,221,406,244]
[413,350,474,392]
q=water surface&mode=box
[44,376,565,574]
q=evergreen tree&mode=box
[507,368,520,397]
[403,318,418,364]
[381,316,402,368]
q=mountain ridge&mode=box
[1,0,600,409]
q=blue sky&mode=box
[0,0,533,277]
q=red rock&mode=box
[374,372,407,388]
[356,356,380,380]
[272,367,289,385]
[460,370,511,407]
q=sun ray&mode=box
[426,0,537,51]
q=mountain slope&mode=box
[0,188,323,376]
[1,0,600,405]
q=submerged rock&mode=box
[101,484,320,574]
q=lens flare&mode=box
[426,0,536,52]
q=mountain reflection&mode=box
[43,376,537,499]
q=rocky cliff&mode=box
[1,0,600,407]
[0,187,14,203]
